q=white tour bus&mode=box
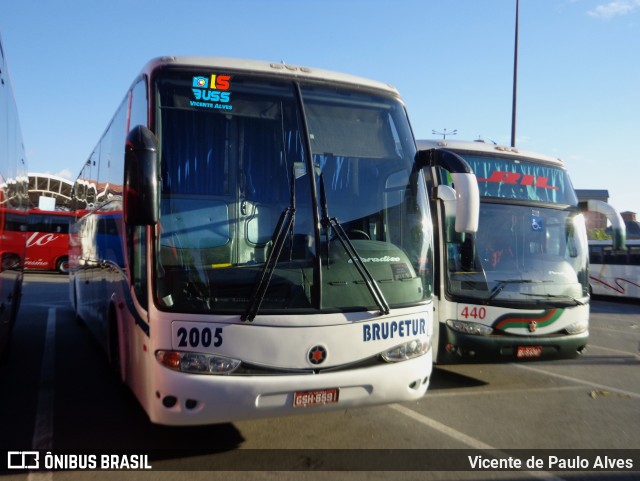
[69,56,478,425]
[417,139,625,364]
[0,35,28,360]
[589,239,640,300]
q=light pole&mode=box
[511,0,519,148]
[432,128,457,140]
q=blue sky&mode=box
[1,0,639,213]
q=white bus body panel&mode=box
[590,265,640,299]
[589,240,640,300]
[117,298,433,425]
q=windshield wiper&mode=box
[521,292,586,306]
[319,174,390,315]
[242,173,296,322]
[489,279,545,301]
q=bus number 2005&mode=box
[176,327,223,348]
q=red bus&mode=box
[25,209,74,273]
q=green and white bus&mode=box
[418,139,625,364]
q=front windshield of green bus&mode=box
[154,70,432,315]
[441,153,588,305]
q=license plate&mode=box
[517,346,543,358]
[293,388,339,408]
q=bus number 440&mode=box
[460,306,486,320]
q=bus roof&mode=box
[416,139,565,167]
[140,56,400,96]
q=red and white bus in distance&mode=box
[25,209,74,273]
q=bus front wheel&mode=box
[56,256,69,274]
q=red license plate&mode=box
[293,388,340,408]
[517,346,543,358]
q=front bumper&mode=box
[436,324,588,364]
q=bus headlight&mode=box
[446,319,493,336]
[565,319,588,335]
[381,339,429,362]
[156,350,241,375]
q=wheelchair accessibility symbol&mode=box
[531,216,544,231]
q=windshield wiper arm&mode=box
[319,174,390,315]
[521,292,585,306]
[489,279,545,301]
[242,173,296,322]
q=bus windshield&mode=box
[440,154,588,305]
[155,72,432,314]
[447,204,589,304]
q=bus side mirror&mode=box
[581,199,626,251]
[124,125,159,225]
[449,172,479,234]
[417,148,480,234]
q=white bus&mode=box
[589,239,640,300]
[417,139,625,364]
[69,57,478,425]
[0,35,28,360]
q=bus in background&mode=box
[589,239,640,300]
[69,56,478,425]
[25,208,74,273]
[0,35,29,359]
[417,139,625,364]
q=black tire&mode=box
[56,256,69,274]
